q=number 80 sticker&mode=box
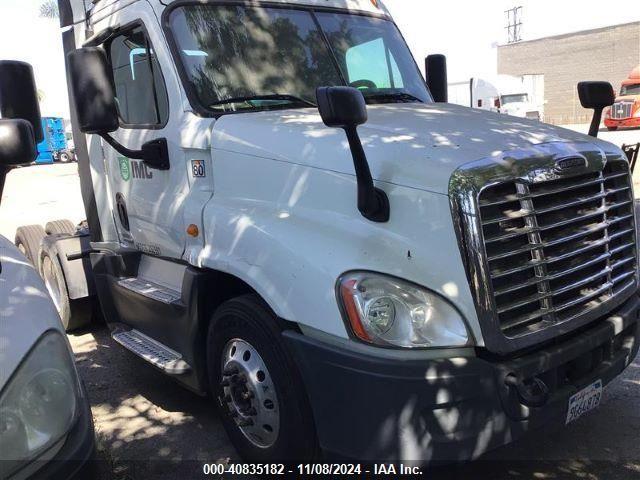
[192,160,206,178]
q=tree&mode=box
[39,0,59,19]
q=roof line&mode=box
[498,20,640,48]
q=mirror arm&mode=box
[99,133,170,170]
[344,126,390,223]
[99,133,143,159]
[588,108,603,138]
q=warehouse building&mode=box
[498,21,640,125]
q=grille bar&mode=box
[479,176,606,208]
[479,157,637,338]
[554,282,613,313]
[494,251,614,296]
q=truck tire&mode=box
[208,294,318,462]
[607,127,618,131]
[58,150,72,163]
[14,225,46,266]
[45,219,76,236]
[39,236,92,332]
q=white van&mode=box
[0,61,95,479]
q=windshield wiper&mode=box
[364,92,424,104]
[210,94,317,108]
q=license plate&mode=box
[566,379,603,424]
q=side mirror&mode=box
[67,47,169,170]
[0,60,42,143]
[316,86,368,128]
[425,54,448,103]
[577,81,615,138]
[67,47,119,134]
[0,119,38,166]
[316,86,389,223]
[0,61,41,200]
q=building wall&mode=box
[498,21,640,125]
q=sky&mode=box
[0,0,638,118]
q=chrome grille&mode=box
[478,158,637,338]
[611,102,633,119]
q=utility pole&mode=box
[505,6,523,44]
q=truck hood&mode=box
[614,95,639,102]
[500,102,538,115]
[212,102,607,194]
[0,235,63,389]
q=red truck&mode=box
[605,65,640,131]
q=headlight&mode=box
[0,331,79,475]
[337,272,471,348]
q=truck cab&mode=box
[470,75,542,120]
[42,0,640,463]
[605,65,640,131]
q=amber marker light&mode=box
[339,279,372,342]
[187,224,199,237]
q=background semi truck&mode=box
[605,65,640,131]
[36,116,74,164]
[448,75,544,121]
[12,0,639,464]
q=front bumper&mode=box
[284,294,640,463]
[605,117,640,128]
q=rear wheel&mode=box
[607,126,618,131]
[39,236,92,332]
[14,225,46,266]
[58,150,72,163]
[208,295,318,462]
[45,219,76,236]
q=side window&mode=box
[345,38,404,89]
[109,26,169,126]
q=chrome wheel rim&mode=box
[42,256,62,313]
[220,339,280,449]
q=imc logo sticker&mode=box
[118,157,153,181]
[119,157,131,181]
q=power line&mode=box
[505,6,523,43]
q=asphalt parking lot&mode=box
[71,323,640,480]
[1,126,639,480]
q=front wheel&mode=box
[607,126,618,131]
[207,295,318,462]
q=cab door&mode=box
[95,4,188,259]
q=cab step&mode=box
[118,277,182,305]
[111,329,191,375]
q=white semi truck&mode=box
[449,75,543,121]
[17,0,639,463]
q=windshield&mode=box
[168,5,431,113]
[620,84,640,96]
[501,93,529,105]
